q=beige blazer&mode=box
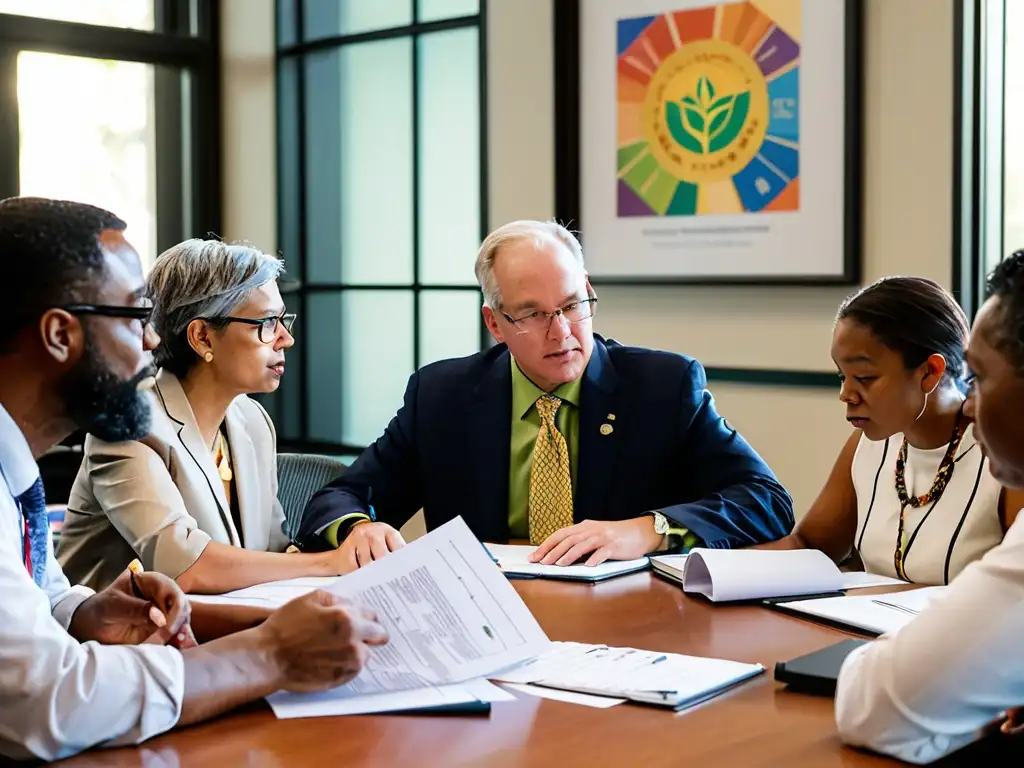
[58,369,289,590]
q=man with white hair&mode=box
[300,221,794,565]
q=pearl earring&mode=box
[204,352,214,363]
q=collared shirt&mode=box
[834,510,1024,764]
[507,357,582,539]
[0,403,185,762]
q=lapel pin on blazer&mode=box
[600,423,614,436]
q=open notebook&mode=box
[661,548,905,602]
[485,544,650,582]
[771,586,947,636]
[492,642,764,710]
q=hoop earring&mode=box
[915,380,941,421]
[915,391,929,421]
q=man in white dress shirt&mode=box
[0,197,388,762]
[835,251,1024,763]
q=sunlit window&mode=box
[17,52,157,265]
[0,0,153,30]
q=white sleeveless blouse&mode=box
[851,423,1004,585]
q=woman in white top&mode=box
[761,276,1022,584]
[835,252,1024,763]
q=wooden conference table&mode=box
[59,571,1020,767]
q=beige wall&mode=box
[221,0,277,253]
[221,0,955,519]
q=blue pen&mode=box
[366,486,377,522]
[652,655,667,664]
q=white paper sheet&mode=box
[267,678,515,719]
[500,682,625,708]
[265,519,546,700]
[484,543,649,581]
[197,521,551,699]
[682,548,846,602]
[188,576,338,608]
[775,586,948,635]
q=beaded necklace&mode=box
[892,407,966,581]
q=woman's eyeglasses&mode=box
[204,312,298,343]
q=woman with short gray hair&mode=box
[58,238,374,592]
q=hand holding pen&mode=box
[69,558,198,649]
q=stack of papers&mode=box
[650,554,688,582]
[492,641,764,710]
[677,548,906,602]
[485,543,649,582]
[772,586,948,636]
[196,518,552,717]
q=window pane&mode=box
[417,0,478,22]
[17,51,158,266]
[307,292,414,446]
[0,0,153,29]
[278,58,301,275]
[302,0,411,41]
[305,41,414,285]
[277,0,297,48]
[419,290,481,366]
[1005,0,1024,252]
[418,29,480,285]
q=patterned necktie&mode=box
[17,476,48,587]
[528,394,574,545]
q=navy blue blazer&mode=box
[299,336,794,549]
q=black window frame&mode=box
[954,0,1008,319]
[274,0,489,456]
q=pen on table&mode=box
[870,599,919,616]
[652,655,667,665]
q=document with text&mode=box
[261,517,551,714]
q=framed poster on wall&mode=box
[556,0,862,284]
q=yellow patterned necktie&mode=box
[528,394,574,545]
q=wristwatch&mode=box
[650,511,693,551]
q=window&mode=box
[274,0,487,455]
[0,0,155,30]
[957,0,1022,317]
[0,1,221,266]
[1003,2,1024,255]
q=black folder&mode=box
[773,639,870,696]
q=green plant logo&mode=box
[665,75,750,155]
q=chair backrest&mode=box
[277,453,347,540]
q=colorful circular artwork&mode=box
[617,2,800,217]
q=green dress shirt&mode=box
[508,357,582,539]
